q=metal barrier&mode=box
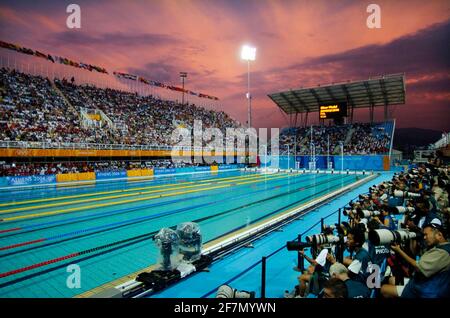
[201,192,365,298]
[0,140,248,152]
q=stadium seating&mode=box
[279,122,393,155]
[0,67,240,147]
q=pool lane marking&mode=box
[0,173,292,222]
[0,193,212,236]
[75,174,374,298]
[0,174,266,214]
[0,174,349,278]
[0,174,325,252]
[0,172,261,210]
[0,174,313,236]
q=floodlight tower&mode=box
[179,72,187,105]
[241,45,256,128]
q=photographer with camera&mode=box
[327,227,372,285]
[380,219,450,298]
[404,198,440,233]
[373,206,396,230]
[365,219,392,268]
[295,247,331,297]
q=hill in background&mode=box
[393,127,443,157]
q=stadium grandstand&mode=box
[267,75,404,171]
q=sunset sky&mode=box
[0,0,449,131]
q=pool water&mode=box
[0,170,362,297]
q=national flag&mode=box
[34,50,47,59]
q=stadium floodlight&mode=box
[179,72,187,105]
[241,45,256,128]
[241,45,256,61]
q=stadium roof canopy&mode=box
[268,73,406,115]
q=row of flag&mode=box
[0,40,219,101]
[113,71,219,100]
[0,40,108,74]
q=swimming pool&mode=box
[0,170,365,297]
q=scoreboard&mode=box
[319,102,347,119]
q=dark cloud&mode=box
[45,31,182,48]
[128,61,181,83]
[407,75,450,95]
[270,19,450,88]
[245,20,450,130]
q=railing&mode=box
[431,132,450,149]
[389,119,395,160]
[0,140,248,152]
[413,149,436,163]
[200,192,366,298]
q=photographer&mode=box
[328,262,371,298]
[405,198,439,232]
[328,227,371,285]
[432,178,449,212]
[372,206,396,230]
[321,278,348,298]
[381,219,450,298]
[365,219,391,267]
[296,247,330,297]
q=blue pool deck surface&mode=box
[0,169,393,298]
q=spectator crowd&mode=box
[0,68,240,147]
[279,122,392,156]
[0,159,209,177]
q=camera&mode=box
[322,224,336,234]
[343,208,356,217]
[393,190,421,199]
[176,222,202,262]
[305,234,340,245]
[357,209,380,218]
[286,241,312,251]
[154,228,180,270]
[216,284,255,298]
[359,194,369,200]
[390,206,415,215]
[368,229,422,245]
[335,222,352,236]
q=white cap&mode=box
[348,260,362,274]
[315,249,329,267]
[380,193,388,201]
[430,218,442,227]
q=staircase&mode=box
[50,81,79,116]
[78,86,118,131]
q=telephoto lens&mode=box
[305,234,340,245]
[343,208,356,217]
[286,241,312,251]
[216,285,255,298]
[391,206,415,214]
[357,209,380,218]
[368,229,421,245]
[393,190,421,199]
